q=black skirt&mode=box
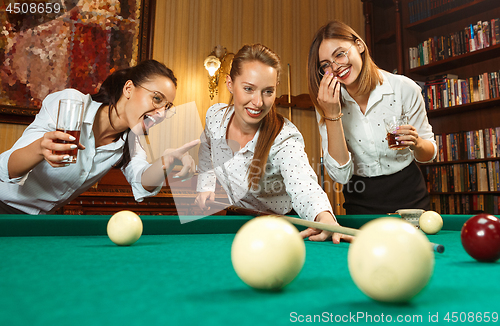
[342,160,430,214]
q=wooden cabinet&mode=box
[397,0,500,214]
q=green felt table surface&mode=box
[1,214,499,326]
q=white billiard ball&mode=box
[419,211,443,235]
[348,217,434,303]
[231,216,305,290]
[107,211,143,246]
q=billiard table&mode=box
[1,214,499,325]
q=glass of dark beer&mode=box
[54,99,84,163]
[384,116,409,150]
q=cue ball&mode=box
[107,211,143,246]
[231,216,305,290]
[461,214,500,262]
[419,211,443,234]
[348,217,434,303]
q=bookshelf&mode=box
[398,0,500,214]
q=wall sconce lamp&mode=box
[204,45,230,100]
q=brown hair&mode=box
[225,44,284,190]
[307,20,382,114]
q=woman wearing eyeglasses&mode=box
[308,21,436,214]
[0,60,198,214]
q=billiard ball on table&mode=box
[461,214,500,262]
[419,211,443,234]
[107,211,143,246]
[231,216,305,291]
[348,217,434,303]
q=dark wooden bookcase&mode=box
[366,0,500,214]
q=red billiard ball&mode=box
[460,214,500,262]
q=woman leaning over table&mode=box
[0,60,198,215]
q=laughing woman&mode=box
[307,21,436,214]
[195,44,352,243]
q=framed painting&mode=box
[0,0,156,124]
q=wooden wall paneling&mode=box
[0,0,364,214]
[0,123,27,153]
[153,0,364,127]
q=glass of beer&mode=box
[384,116,409,150]
[54,99,84,163]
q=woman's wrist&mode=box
[324,112,343,121]
[410,135,422,152]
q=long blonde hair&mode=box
[307,20,382,113]
[225,44,284,190]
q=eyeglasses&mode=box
[137,84,176,119]
[318,44,354,77]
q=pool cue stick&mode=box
[141,122,156,162]
[432,243,445,253]
[142,124,172,182]
[144,133,169,180]
[320,147,325,190]
[208,201,444,253]
[208,200,358,236]
[287,64,292,121]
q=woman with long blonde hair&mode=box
[196,43,351,243]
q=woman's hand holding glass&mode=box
[395,124,435,162]
[40,130,86,167]
[390,124,420,150]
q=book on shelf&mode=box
[494,18,500,45]
[488,161,496,191]
[429,193,500,215]
[434,128,500,163]
[423,70,500,111]
[479,162,489,191]
[424,161,500,194]
[408,0,478,24]
[409,18,500,69]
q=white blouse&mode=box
[318,70,437,184]
[0,89,160,214]
[197,103,334,221]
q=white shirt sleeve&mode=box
[316,72,437,180]
[196,127,217,193]
[274,125,335,221]
[316,110,353,184]
[401,77,438,163]
[196,104,223,193]
[121,132,161,202]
